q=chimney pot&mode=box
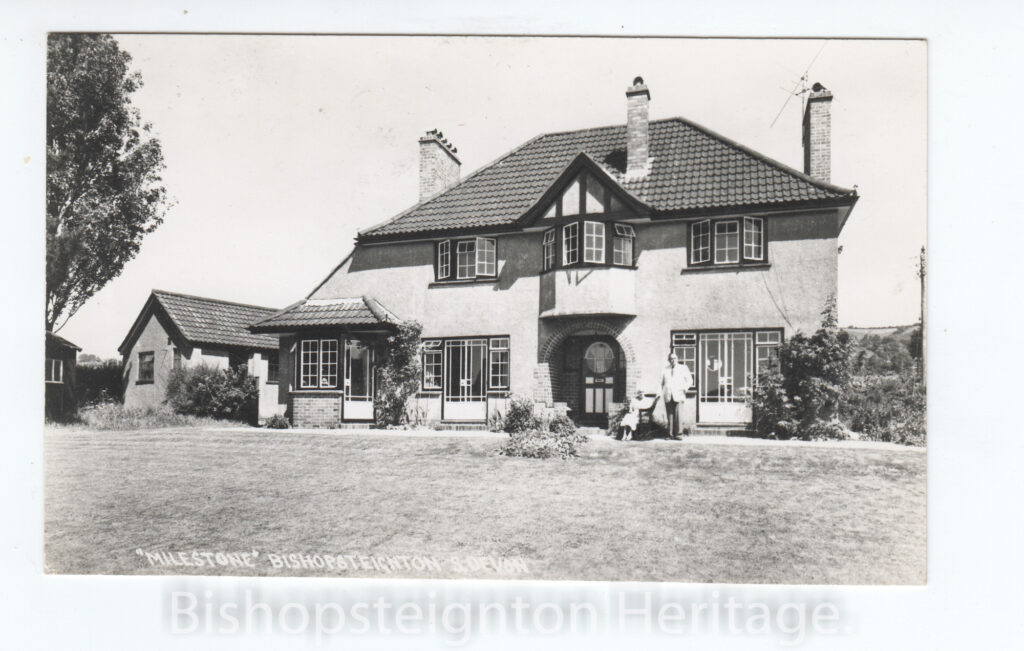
[625,75,651,179]
[419,129,461,202]
[802,82,833,183]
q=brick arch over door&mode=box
[533,318,640,408]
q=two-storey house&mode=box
[251,78,858,429]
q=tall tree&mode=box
[46,34,169,332]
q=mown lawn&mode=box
[44,427,925,584]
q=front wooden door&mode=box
[580,339,616,426]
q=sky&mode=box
[58,36,927,357]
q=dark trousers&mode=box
[665,399,684,437]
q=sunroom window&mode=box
[299,339,339,389]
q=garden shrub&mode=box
[76,358,124,406]
[547,414,577,437]
[502,395,541,433]
[374,321,423,427]
[840,373,926,445]
[263,413,290,429]
[165,364,257,421]
[500,428,589,459]
[750,298,852,440]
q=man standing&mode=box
[661,352,693,439]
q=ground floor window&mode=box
[45,358,63,383]
[671,328,782,424]
[488,337,509,389]
[267,352,279,383]
[299,339,339,389]
[137,351,154,383]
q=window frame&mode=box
[434,237,499,282]
[266,351,280,384]
[436,240,451,280]
[583,221,605,264]
[421,335,511,394]
[45,358,63,384]
[562,222,579,266]
[421,340,443,391]
[613,223,635,266]
[714,219,741,264]
[743,216,764,261]
[488,337,510,390]
[690,219,711,264]
[298,338,340,390]
[690,217,769,268]
[542,228,556,271]
[137,351,155,384]
[475,237,496,277]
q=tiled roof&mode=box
[152,290,279,351]
[360,117,856,240]
[46,331,81,351]
[249,296,400,333]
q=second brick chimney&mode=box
[625,76,651,180]
[802,82,833,183]
[419,129,460,201]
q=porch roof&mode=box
[248,296,401,333]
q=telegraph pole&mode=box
[919,246,926,387]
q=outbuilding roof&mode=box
[249,296,400,333]
[359,117,857,241]
[118,290,279,355]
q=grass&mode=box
[56,403,226,431]
[44,428,926,584]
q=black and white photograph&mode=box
[41,34,928,585]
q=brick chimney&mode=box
[625,76,651,180]
[802,82,833,183]
[419,129,460,201]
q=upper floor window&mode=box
[563,222,579,265]
[583,221,605,263]
[299,339,339,389]
[45,358,63,384]
[690,216,766,267]
[613,224,635,266]
[549,220,636,271]
[542,229,556,271]
[138,351,154,384]
[436,237,497,281]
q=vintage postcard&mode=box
[44,35,926,584]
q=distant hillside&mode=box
[844,325,919,342]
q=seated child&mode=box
[619,389,646,441]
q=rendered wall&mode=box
[308,210,839,420]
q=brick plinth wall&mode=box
[290,392,342,428]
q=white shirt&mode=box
[661,363,693,403]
